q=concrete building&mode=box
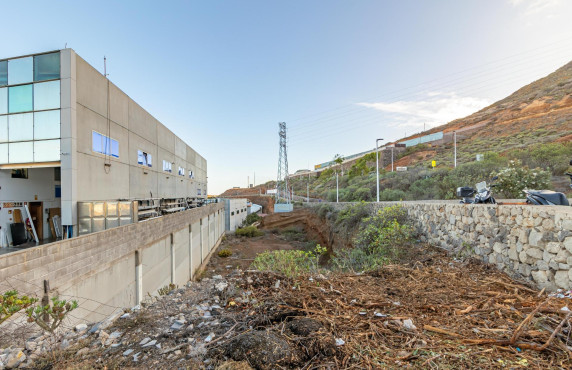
[223,198,248,232]
[0,49,207,245]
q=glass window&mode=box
[0,87,6,114]
[34,139,60,162]
[110,138,119,158]
[178,167,185,176]
[34,110,60,140]
[34,53,60,81]
[9,84,33,113]
[0,116,6,142]
[147,153,152,167]
[163,160,172,172]
[92,131,102,153]
[138,150,152,167]
[0,61,7,86]
[9,141,33,163]
[8,57,33,85]
[9,113,33,142]
[34,81,60,110]
[0,143,7,163]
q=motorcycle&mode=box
[523,160,572,206]
[457,176,498,204]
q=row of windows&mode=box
[0,110,60,143]
[0,81,60,114]
[0,52,60,87]
[0,139,60,164]
[92,131,119,158]
[92,132,203,180]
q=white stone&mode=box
[555,271,570,290]
[562,219,572,231]
[526,248,543,260]
[508,246,519,261]
[531,270,548,284]
[75,323,88,332]
[493,242,504,253]
[546,242,562,254]
[529,230,544,247]
[564,237,572,254]
[536,260,549,271]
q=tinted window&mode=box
[34,110,60,140]
[34,53,60,81]
[8,113,33,142]
[8,57,33,85]
[0,61,7,86]
[34,81,60,110]
[0,87,6,114]
[9,84,33,113]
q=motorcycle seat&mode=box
[527,190,570,206]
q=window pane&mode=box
[111,139,119,158]
[34,110,60,139]
[0,61,6,86]
[34,53,60,81]
[9,141,33,163]
[9,84,33,113]
[0,143,7,163]
[92,131,102,153]
[147,154,152,167]
[9,113,33,141]
[0,116,6,142]
[8,57,33,85]
[137,150,144,165]
[34,139,60,162]
[0,87,6,114]
[34,81,60,110]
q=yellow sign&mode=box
[431,160,436,168]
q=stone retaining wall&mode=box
[306,202,572,291]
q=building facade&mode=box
[0,49,207,245]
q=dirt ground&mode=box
[19,215,572,369]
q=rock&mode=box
[76,347,90,357]
[174,350,182,356]
[529,230,544,247]
[24,341,36,353]
[532,270,548,284]
[75,323,88,332]
[170,321,185,330]
[120,313,130,319]
[205,333,215,342]
[5,351,26,369]
[536,260,549,271]
[139,337,151,346]
[403,319,417,331]
[89,323,101,334]
[212,275,223,280]
[546,242,562,254]
[526,248,543,260]
[61,339,70,350]
[215,282,228,292]
[555,271,571,290]
[563,219,572,231]
[133,352,141,362]
[123,349,134,356]
[99,331,109,340]
[142,340,157,348]
[109,331,122,340]
[564,237,572,254]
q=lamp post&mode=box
[336,171,339,203]
[376,138,384,202]
[453,131,457,168]
[391,146,394,172]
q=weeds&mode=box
[157,283,177,296]
[236,225,264,237]
[218,248,233,258]
[252,244,327,278]
[26,297,78,333]
[1,290,37,325]
[242,213,261,227]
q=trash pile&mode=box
[8,245,572,369]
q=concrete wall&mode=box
[307,202,572,292]
[0,203,224,324]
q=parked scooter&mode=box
[523,160,572,206]
[457,177,498,204]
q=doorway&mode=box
[29,202,43,241]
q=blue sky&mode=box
[2,0,572,193]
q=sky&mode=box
[2,0,572,194]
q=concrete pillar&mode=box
[199,218,203,263]
[188,224,192,279]
[135,250,142,305]
[170,233,175,285]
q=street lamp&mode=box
[453,131,457,168]
[376,138,384,202]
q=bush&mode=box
[218,248,232,257]
[494,160,552,198]
[252,244,326,278]
[379,188,407,201]
[1,290,37,325]
[26,297,78,333]
[332,205,414,272]
[243,213,261,227]
[315,204,335,220]
[236,225,264,237]
[335,202,371,231]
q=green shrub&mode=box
[157,283,177,296]
[379,188,407,201]
[335,202,371,231]
[332,205,414,272]
[26,297,78,333]
[494,159,552,198]
[1,290,37,325]
[236,225,264,237]
[252,244,326,278]
[218,248,232,258]
[243,213,261,226]
[315,204,335,219]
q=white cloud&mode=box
[357,92,491,130]
[508,0,561,15]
